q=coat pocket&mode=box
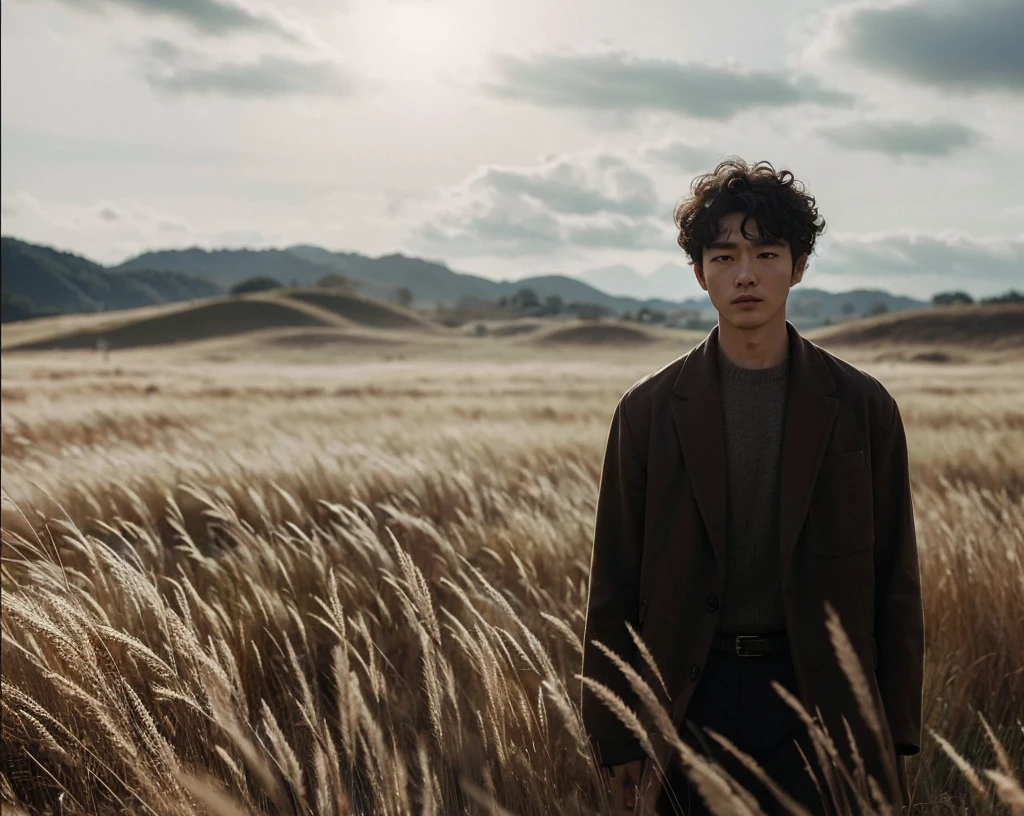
[808,452,874,556]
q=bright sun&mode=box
[354,2,467,79]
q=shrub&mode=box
[230,276,284,295]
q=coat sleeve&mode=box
[872,399,925,756]
[580,396,647,767]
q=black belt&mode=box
[710,633,789,658]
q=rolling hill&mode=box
[809,303,1024,350]
[121,244,689,315]
[1,288,448,352]
[527,321,665,347]
[1,237,223,318]
[115,244,930,325]
[6,236,940,330]
[283,290,440,332]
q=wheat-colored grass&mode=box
[2,340,1022,814]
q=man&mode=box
[580,158,924,815]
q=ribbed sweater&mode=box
[716,345,790,635]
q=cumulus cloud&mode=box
[142,39,358,98]
[816,118,984,158]
[817,231,1024,297]
[407,150,674,257]
[54,0,293,39]
[828,0,1024,94]
[480,154,660,219]
[480,50,856,121]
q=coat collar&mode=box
[671,321,835,399]
[669,322,838,570]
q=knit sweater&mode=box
[716,344,790,635]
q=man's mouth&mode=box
[733,295,762,304]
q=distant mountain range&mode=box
[580,262,697,302]
[1,235,929,327]
[2,237,222,321]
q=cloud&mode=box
[480,153,660,219]
[415,209,565,257]
[480,50,856,121]
[816,118,984,158]
[817,231,1024,296]
[567,218,670,251]
[407,150,674,257]
[1,191,48,222]
[640,139,723,171]
[143,40,358,98]
[2,192,26,219]
[830,0,1024,94]
[55,0,293,39]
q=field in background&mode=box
[2,309,1023,814]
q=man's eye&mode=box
[759,252,778,259]
[713,255,731,262]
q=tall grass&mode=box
[2,351,1022,814]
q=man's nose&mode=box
[735,257,756,284]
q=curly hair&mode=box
[673,157,826,271]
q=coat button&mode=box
[690,664,701,682]
[706,594,719,612]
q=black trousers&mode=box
[655,651,825,816]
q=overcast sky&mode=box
[2,0,1022,299]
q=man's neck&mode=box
[717,314,790,369]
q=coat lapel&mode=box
[670,323,838,571]
[779,323,838,567]
[671,327,727,568]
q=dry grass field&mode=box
[2,302,1022,815]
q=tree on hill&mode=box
[543,294,564,315]
[932,291,974,307]
[230,276,283,295]
[509,287,540,314]
[981,289,1023,304]
[636,307,667,324]
[317,273,355,292]
[392,286,414,308]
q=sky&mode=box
[2,0,1022,301]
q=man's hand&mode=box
[602,759,643,813]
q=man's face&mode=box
[693,210,807,331]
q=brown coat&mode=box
[581,322,924,811]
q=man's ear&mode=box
[693,263,708,292]
[791,254,808,286]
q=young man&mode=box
[580,159,924,815]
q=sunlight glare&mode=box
[356,2,468,79]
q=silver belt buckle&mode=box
[735,635,766,657]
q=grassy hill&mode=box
[1,237,223,319]
[287,246,494,304]
[8,237,941,332]
[2,288,448,352]
[809,303,1024,350]
[284,289,440,332]
[526,321,666,347]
